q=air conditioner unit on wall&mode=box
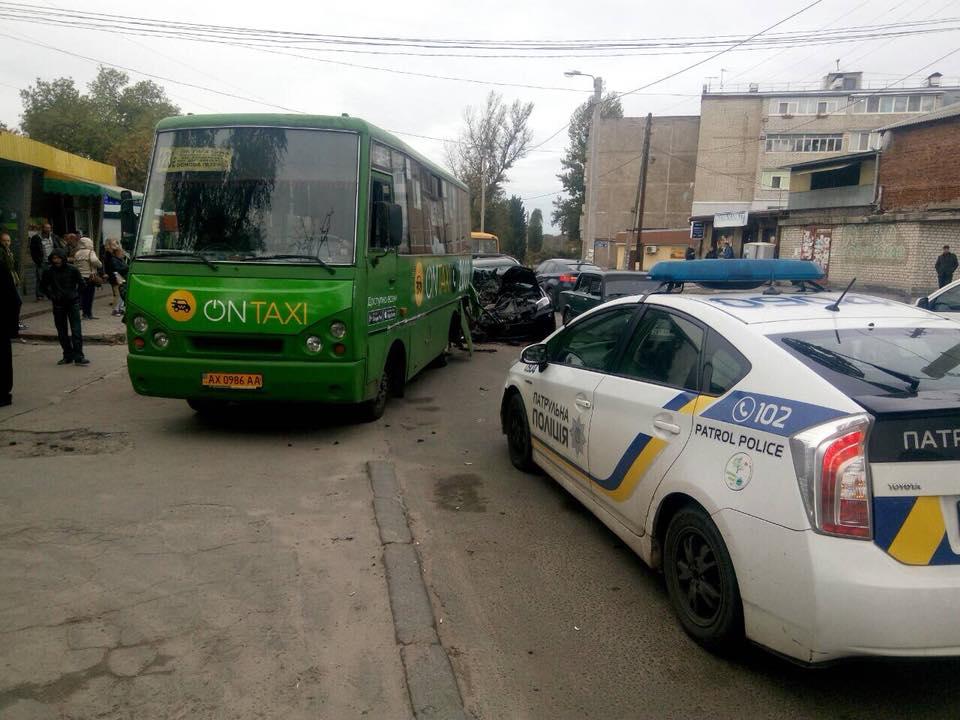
[645,245,659,254]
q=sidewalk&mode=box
[18,287,126,344]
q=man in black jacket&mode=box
[1,255,20,405]
[29,223,64,301]
[39,249,89,366]
[935,245,958,288]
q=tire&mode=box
[358,367,390,422]
[562,307,572,325]
[663,507,743,652]
[505,392,537,472]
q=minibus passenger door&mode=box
[368,172,398,301]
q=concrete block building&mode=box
[690,71,960,258]
[582,115,700,269]
[777,102,960,297]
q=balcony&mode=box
[787,184,874,210]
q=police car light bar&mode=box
[649,259,825,289]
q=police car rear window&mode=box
[770,327,960,396]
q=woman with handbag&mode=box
[74,236,103,320]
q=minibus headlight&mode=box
[305,336,323,353]
[153,331,169,349]
[132,315,148,333]
[330,321,347,339]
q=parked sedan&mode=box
[559,270,661,324]
[535,259,602,309]
[917,277,960,321]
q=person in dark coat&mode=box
[1,255,20,405]
[684,246,696,260]
[29,223,64,301]
[39,249,89,366]
[935,245,958,288]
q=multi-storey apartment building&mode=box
[581,115,700,268]
[690,71,960,255]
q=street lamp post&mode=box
[566,70,602,261]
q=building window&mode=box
[852,131,881,151]
[761,170,791,190]
[765,134,843,153]
[768,97,842,116]
[855,94,937,114]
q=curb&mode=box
[17,332,126,345]
[367,461,467,720]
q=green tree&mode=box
[551,92,623,249]
[527,208,543,254]
[447,91,534,230]
[20,66,178,189]
[502,195,527,261]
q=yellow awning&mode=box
[0,132,116,185]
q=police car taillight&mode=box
[790,415,872,540]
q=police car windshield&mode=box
[773,327,960,396]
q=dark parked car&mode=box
[471,256,555,340]
[534,258,602,309]
[559,270,660,323]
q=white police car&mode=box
[917,277,960,322]
[500,259,960,663]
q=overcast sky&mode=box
[2,0,959,231]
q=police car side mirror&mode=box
[917,296,930,310]
[521,343,548,371]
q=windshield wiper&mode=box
[136,250,219,272]
[249,254,336,274]
[783,337,921,394]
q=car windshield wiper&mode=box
[136,250,219,271]
[783,337,920,393]
[247,254,335,274]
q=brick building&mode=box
[582,115,699,268]
[690,71,960,258]
[777,103,960,297]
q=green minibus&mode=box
[125,114,471,420]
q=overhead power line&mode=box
[2,2,959,57]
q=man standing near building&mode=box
[935,245,958,288]
[39,249,89,366]
[721,239,735,259]
[29,223,63,300]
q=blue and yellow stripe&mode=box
[874,496,959,565]
[532,391,712,503]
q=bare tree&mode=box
[447,91,534,229]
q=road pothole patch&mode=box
[434,473,487,512]
[1,429,131,459]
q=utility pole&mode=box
[479,155,486,233]
[632,113,653,270]
[584,75,602,260]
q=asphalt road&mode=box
[3,341,960,719]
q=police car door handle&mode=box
[654,419,681,435]
[575,398,592,410]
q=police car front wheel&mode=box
[663,507,743,651]
[505,393,537,473]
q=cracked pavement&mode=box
[0,343,408,719]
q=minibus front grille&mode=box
[188,335,285,355]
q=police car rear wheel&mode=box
[664,508,743,651]
[506,393,536,472]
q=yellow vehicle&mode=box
[469,231,499,255]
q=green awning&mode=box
[43,175,144,201]
[43,176,103,197]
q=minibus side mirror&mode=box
[917,296,930,309]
